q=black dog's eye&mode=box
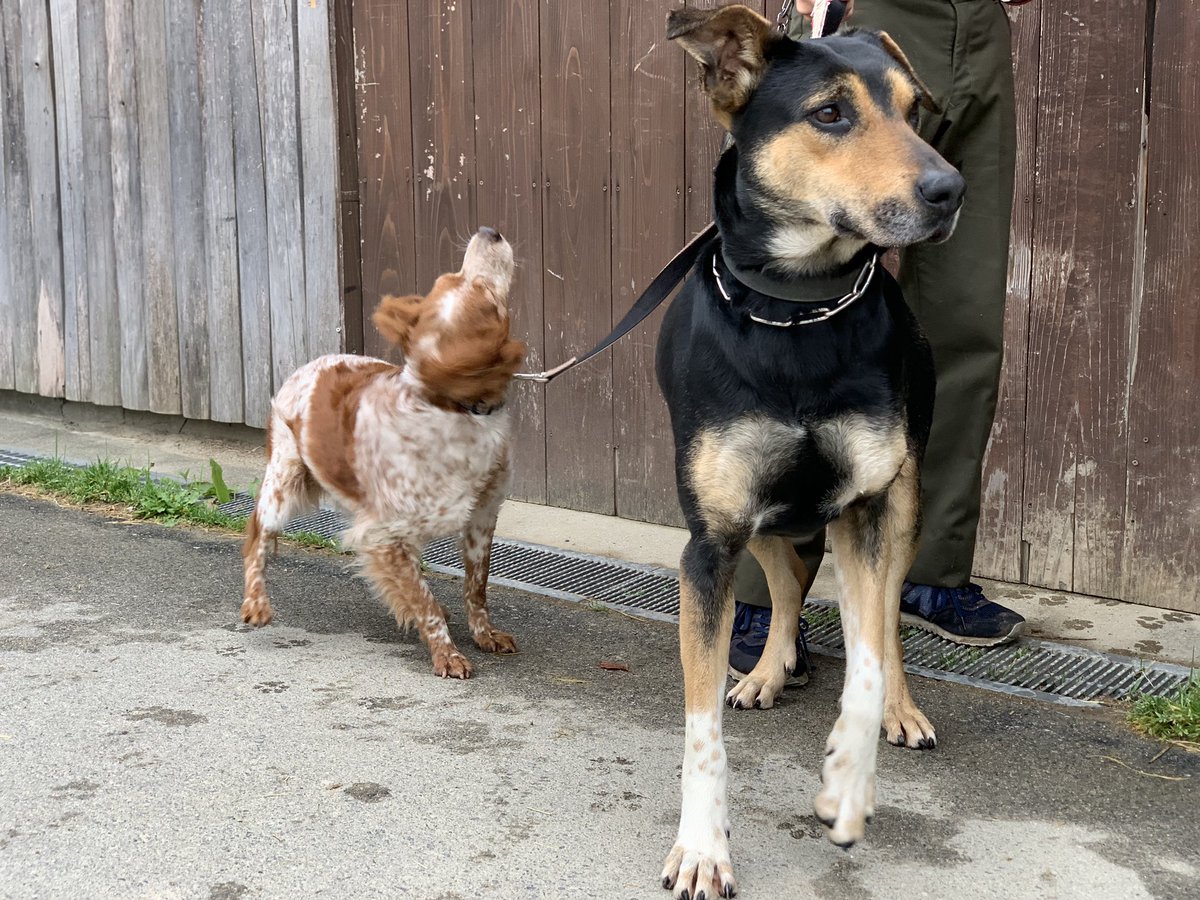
[811,104,843,126]
[908,99,921,128]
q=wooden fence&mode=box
[352,0,1198,613]
[2,1,1196,613]
[0,0,350,428]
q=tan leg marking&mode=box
[816,505,890,847]
[362,543,472,679]
[662,568,737,900]
[727,537,809,711]
[881,457,937,749]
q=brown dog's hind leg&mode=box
[460,464,517,655]
[241,424,318,626]
[726,536,808,710]
[662,537,738,900]
[881,457,937,749]
[363,543,472,679]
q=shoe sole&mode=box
[727,665,810,687]
[899,612,1026,648]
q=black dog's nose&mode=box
[478,226,503,243]
[916,170,965,212]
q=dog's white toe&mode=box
[661,835,737,899]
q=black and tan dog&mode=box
[656,6,965,897]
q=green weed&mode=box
[0,457,245,532]
[1129,675,1200,744]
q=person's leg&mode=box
[853,0,1024,643]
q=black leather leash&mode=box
[514,0,848,384]
[513,222,718,383]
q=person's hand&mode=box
[790,1,855,17]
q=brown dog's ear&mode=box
[877,31,942,114]
[667,4,774,124]
[371,294,423,351]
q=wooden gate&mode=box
[351,1,1199,613]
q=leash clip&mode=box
[512,357,578,384]
[776,0,795,33]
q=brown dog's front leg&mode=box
[363,543,473,679]
[460,465,517,655]
[662,539,738,900]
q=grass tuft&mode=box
[1129,675,1200,744]
[0,457,246,532]
[286,529,338,551]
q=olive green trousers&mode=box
[737,0,1016,604]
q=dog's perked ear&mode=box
[372,294,423,352]
[667,4,774,125]
[876,31,942,114]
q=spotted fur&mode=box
[240,228,524,679]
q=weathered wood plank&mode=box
[166,0,210,420]
[473,0,547,503]
[297,0,342,359]
[105,0,147,409]
[20,0,65,398]
[199,0,243,423]
[408,0,476,288]
[540,0,614,514]
[231,0,271,426]
[77,0,120,407]
[611,0,685,525]
[1122,9,1200,614]
[332,0,362,355]
[976,2,1039,583]
[0,1,29,393]
[133,0,181,413]
[1021,1,1144,596]
[258,0,307,389]
[0,111,10,390]
[353,0,417,361]
[48,0,88,402]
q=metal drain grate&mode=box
[3,448,1192,706]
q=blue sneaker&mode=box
[727,602,812,686]
[900,581,1025,647]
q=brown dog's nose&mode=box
[478,226,503,243]
[916,170,966,214]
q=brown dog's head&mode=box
[372,227,525,413]
[669,4,964,269]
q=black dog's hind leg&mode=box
[726,536,809,710]
[662,535,740,900]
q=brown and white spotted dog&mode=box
[240,227,525,679]
[655,6,966,897]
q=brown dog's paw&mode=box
[240,596,274,627]
[431,647,474,679]
[473,629,518,655]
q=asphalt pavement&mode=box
[1,493,1197,899]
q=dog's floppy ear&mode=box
[667,4,774,123]
[372,294,423,351]
[877,31,942,114]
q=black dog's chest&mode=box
[656,259,931,540]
